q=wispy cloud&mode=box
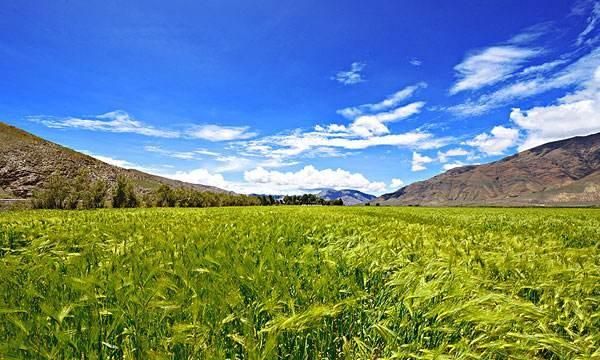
[186,124,257,141]
[507,22,552,45]
[576,1,600,46]
[332,62,366,85]
[240,128,447,163]
[144,145,213,160]
[332,83,428,138]
[213,155,298,173]
[145,144,296,173]
[349,102,426,137]
[32,110,180,138]
[518,59,568,76]
[80,151,139,168]
[448,48,600,116]
[450,46,542,94]
[447,23,550,96]
[337,82,427,118]
[456,42,600,154]
[79,150,168,174]
[409,58,422,66]
[235,82,441,162]
[29,110,257,142]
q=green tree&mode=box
[85,180,107,209]
[112,176,138,208]
[155,184,175,207]
[32,174,70,209]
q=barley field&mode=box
[1,207,599,359]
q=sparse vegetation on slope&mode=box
[0,122,227,198]
[374,132,600,206]
[1,207,599,358]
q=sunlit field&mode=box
[1,207,599,359]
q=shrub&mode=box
[32,174,71,209]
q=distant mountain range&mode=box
[371,132,600,206]
[0,122,228,198]
[318,189,376,205]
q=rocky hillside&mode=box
[0,122,228,198]
[372,132,600,206]
[318,189,376,205]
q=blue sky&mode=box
[1,0,600,194]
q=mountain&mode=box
[372,132,600,206]
[0,122,228,198]
[318,188,376,205]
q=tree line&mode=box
[32,173,260,209]
[256,193,343,206]
[32,173,344,209]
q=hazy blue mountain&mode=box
[317,189,376,205]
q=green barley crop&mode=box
[0,207,599,359]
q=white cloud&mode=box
[507,24,549,45]
[332,62,366,85]
[83,153,138,168]
[31,110,257,142]
[448,47,600,116]
[411,151,433,171]
[390,178,405,189]
[465,126,520,155]
[145,143,297,173]
[211,156,254,173]
[336,107,363,119]
[212,155,298,173]
[337,82,427,118]
[576,1,600,46]
[511,100,600,150]
[409,58,422,66]
[80,150,166,174]
[235,83,434,162]
[443,161,467,171]
[144,145,200,160]
[33,110,180,138]
[78,152,391,195]
[149,164,391,196]
[349,102,425,137]
[243,165,387,193]
[450,46,542,94]
[571,0,592,16]
[305,147,353,158]
[195,148,223,157]
[519,59,567,76]
[186,124,257,141]
[349,117,391,137]
[241,129,446,162]
[162,168,231,189]
[510,63,600,150]
[437,147,471,163]
[456,56,600,153]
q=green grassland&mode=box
[1,207,599,359]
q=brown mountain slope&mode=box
[0,122,228,198]
[372,132,600,206]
